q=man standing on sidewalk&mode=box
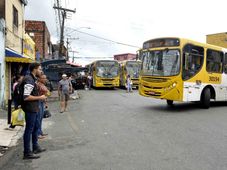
[22,63,47,159]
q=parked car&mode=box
[71,76,87,90]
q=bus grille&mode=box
[141,77,168,83]
[144,90,161,96]
[101,79,114,81]
[103,84,113,86]
[143,85,162,89]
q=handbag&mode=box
[43,109,51,118]
[11,108,25,126]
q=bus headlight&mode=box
[164,82,177,91]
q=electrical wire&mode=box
[67,28,140,48]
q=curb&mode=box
[0,146,17,168]
[0,127,23,168]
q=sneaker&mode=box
[9,124,16,129]
[33,147,46,154]
[42,133,48,136]
[23,153,40,159]
[38,135,45,139]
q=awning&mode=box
[5,48,35,63]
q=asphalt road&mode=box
[2,89,227,170]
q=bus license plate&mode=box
[148,91,155,95]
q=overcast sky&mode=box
[25,0,227,66]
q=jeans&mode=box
[127,83,132,92]
[38,101,44,136]
[23,112,39,154]
[88,80,91,90]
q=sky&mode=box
[25,0,227,66]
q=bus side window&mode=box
[206,49,223,73]
[224,64,227,73]
[224,53,227,74]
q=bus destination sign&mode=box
[143,38,180,49]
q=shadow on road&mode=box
[143,101,227,113]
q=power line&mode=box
[67,28,140,48]
[53,6,76,59]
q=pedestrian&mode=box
[126,74,133,93]
[87,73,92,90]
[22,63,47,159]
[68,74,74,94]
[58,74,72,113]
[9,74,24,129]
[37,74,49,139]
[12,74,24,109]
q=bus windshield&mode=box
[141,49,180,76]
[126,62,141,78]
[96,61,119,78]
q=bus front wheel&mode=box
[201,88,211,109]
[167,100,173,106]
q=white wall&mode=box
[0,19,5,108]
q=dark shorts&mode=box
[60,92,69,102]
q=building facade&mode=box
[25,20,52,61]
[0,19,5,108]
[0,0,36,108]
[206,32,227,48]
[114,53,136,61]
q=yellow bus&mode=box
[86,60,120,88]
[119,60,141,88]
[138,37,227,108]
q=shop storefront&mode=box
[4,34,35,107]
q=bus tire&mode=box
[201,88,210,109]
[167,100,173,106]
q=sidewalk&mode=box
[0,109,23,157]
[0,90,79,162]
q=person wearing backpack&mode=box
[22,63,47,160]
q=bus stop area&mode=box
[0,90,61,166]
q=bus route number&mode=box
[209,76,219,82]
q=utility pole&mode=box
[53,5,76,59]
[66,37,79,61]
[68,50,79,63]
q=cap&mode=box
[62,74,67,77]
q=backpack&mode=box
[13,81,24,106]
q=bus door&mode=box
[182,44,204,101]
